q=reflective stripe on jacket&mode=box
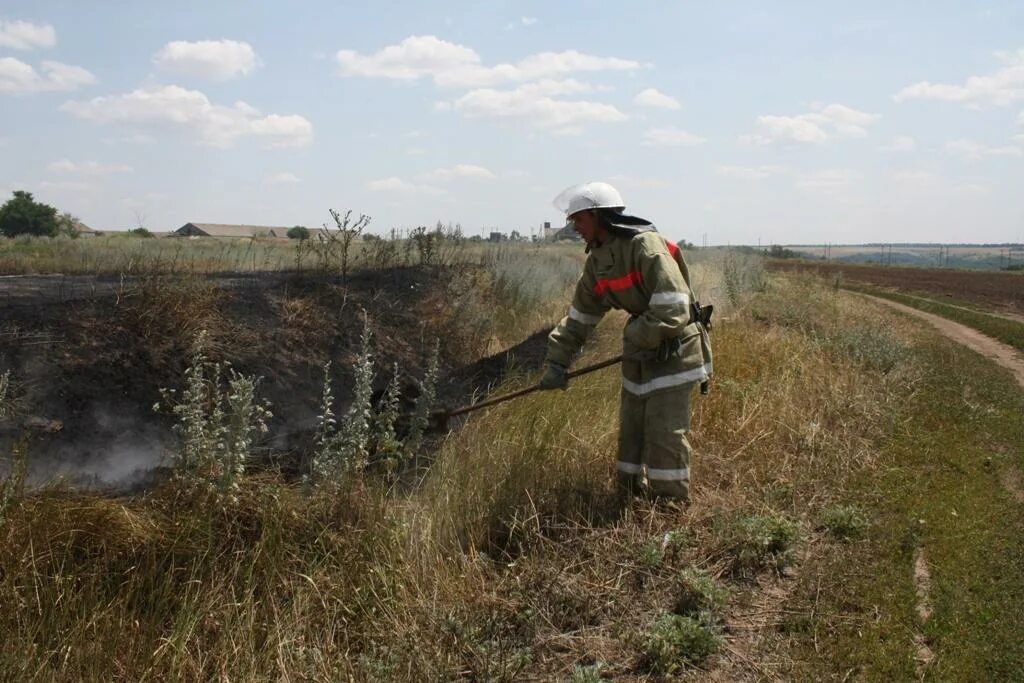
[546,229,713,396]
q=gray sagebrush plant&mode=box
[0,440,27,529]
[405,340,440,453]
[156,330,272,504]
[339,317,376,472]
[0,370,10,418]
[308,360,340,487]
[373,363,404,471]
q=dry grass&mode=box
[0,256,947,680]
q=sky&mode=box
[1,1,1022,246]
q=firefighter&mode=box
[538,182,712,502]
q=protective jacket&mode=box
[546,227,713,397]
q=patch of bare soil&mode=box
[0,268,552,489]
[1000,467,1024,504]
[709,553,807,682]
[913,548,936,676]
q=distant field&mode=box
[782,244,1024,271]
[767,259,1024,316]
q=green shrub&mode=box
[0,190,59,237]
[673,567,730,617]
[641,613,719,674]
[570,663,605,682]
[827,326,907,374]
[723,513,799,577]
[638,540,663,569]
[722,250,766,307]
[287,225,309,240]
[821,504,870,540]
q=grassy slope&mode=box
[777,290,1024,679]
[845,284,1024,353]
[2,266,1023,680]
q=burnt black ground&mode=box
[0,268,552,489]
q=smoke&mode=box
[6,403,172,493]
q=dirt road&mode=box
[866,294,1024,389]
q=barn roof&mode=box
[69,220,98,234]
[178,223,291,237]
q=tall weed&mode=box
[721,249,766,308]
[0,370,9,417]
[155,331,272,504]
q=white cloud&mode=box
[744,103,880,144]
[796,169,861,190]
[47,159,133,175]
[439,84,627,133]
[879,135,916,152]
[154,40,260,80]
[817,104,880,136]
[338,35,476,81]
[633,88,680,110]
[506,16,539,30]
[0,57,95,93]
[513,78,598,96]
[61,85,313,148]
[265,172,301,185]
[0,20,56,50]
[365,176,443,194]
[716,165,786,180]
[425,164,495,181]
[894,48,1024,107]
[337,35,641,88]
[643,126,705,147]
[945,138,1023,159]
[405,147,427,156]
[38,180,92,192]
[755,115,828,143]
[737,134,772,146]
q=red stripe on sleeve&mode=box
[593,271,643,296]
[664,239,679,257]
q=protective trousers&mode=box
[616,371,694,500]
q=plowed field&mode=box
[767,260,1024,315]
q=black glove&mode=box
[538,363,568,390]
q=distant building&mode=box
[69,220,99,237]
[488,231,504,242]
[173,223,291,238]
[552,224,580,241]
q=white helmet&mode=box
[552,181,625,218]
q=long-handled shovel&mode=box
[432,354,623,426]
